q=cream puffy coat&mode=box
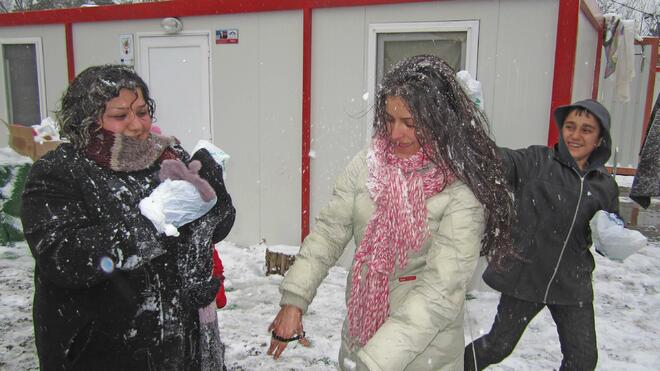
[280,150,484,371]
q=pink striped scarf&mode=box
[347,136,455,347]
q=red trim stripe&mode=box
[580,0,604,100]
[65,23,75,82]
[580,0,603,30]
[301,7,312,242]
[591,29,603,100]
[547,0,580,146]
[0,0,437,26]
[606,167,636,176]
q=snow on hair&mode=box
[57,64,155,149]
[373,55,516,266]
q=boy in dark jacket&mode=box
[464,99,619,370]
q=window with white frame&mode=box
[377,31,468,84]
[366,21,479,137]
[1,38,46,126]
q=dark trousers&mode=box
[464,294,597,371]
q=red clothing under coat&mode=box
[212,248,227,309]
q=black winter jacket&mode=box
[483,140,619,305]
[21,143,235,371]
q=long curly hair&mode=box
[56,64,155,149]
[373,55,515,266]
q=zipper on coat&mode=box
[543,172,585,302]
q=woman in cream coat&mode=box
[268,55,516,370]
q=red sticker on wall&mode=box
[216,29,239,44]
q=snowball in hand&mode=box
[140,179,217,236]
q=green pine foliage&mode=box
[0,163,30,244]
[2,164,30,217]
[0,213,23,244]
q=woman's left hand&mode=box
[267,304,309,359]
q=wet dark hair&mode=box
[565,107,604,138]
[373,55,515,265]
[56,64,155,149]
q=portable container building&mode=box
[2,0,648,252]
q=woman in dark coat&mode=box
[21,65,235,371]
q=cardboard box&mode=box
[7,123,62,161]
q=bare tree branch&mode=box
[0,0,156,12]
[598,0,659,36]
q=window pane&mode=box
[377,31,467,85]
[3,44,41,125]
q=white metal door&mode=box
[137,33,211,152]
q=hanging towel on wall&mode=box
[603,14,621,79]
[615,19,636,102]
[603,14,636,102]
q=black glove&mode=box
[191,149,228,199]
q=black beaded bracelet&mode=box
[271,330,305,343]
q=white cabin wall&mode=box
[73,13,302,246]
[185,14,261,247]
[73,20,163,69]
[255,12,302,247]
[311,0,502,231]
[489,0,559,148]
[0,25,68,146]
[309,7,369,266]
[309,6,369,238]
[0,0,584,252]
[310,0,560,221]
[572,11,598,102]
[183,12,303,246]
[312,0,559,267]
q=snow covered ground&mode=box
[0,244,39,370]
[2,238,659,370]
[1,146,658,370]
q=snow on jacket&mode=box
[21,143,235,371]
[483,126,619,305]
[279,149,484,371]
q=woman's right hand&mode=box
[267,304,305,359]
